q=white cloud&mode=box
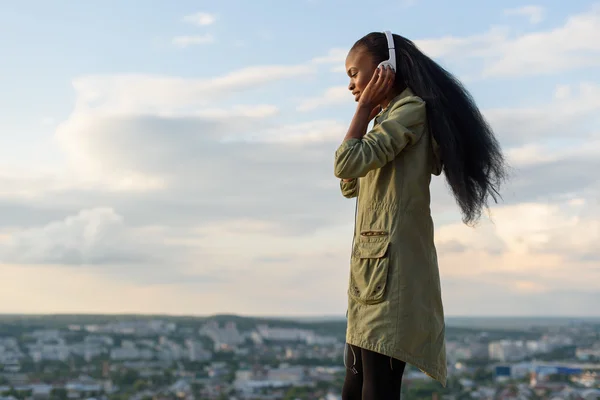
[419,5,600,77]
[415,27,508,60]
[0,208,141,265]
[0,63,318,197]
[48,68,598,239]
[434,199,600,312]
[296,86,350,111]
[506,138,600,168]
[68,65,314,115]
[313,5,600,78]
[290,81,600,150]
[207,64,316,91]
[437,201,596,261]
[182,12,216,26]
[41,117,55,126]
[172,34,214,48]
[3,5,600,315]
[238,120,347,143]
[193,104,279,119]
[553,84,572,100]
[504,5,545,24]
[310,48,351,73]
[485,82,600,147]
[3,197,599,315]
[7,71,595,219]
[311,48,347,65]
[484,7,600,77]
[0,167,65,199]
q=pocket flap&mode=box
[354,240,389,259]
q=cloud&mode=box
[13,74,600,239]
[41,117,55,126]
[434,198,600,316]
[2,197,598,315]
[46,62,324,196]
[310,48,350,73]
[304,6,600,79]
[0,208,151,265]
[199,105,280,119]
[313,5,600,79]
[418,5,600,77]
[311,48,347,65]
[504,5,545,24]
[0,166,72,200]
[47,71,599,252]
[236,119,347,143]
[0,207,227,286]
[415,28,507,60]
[483,6,600,77]
[485,82,600,147]
[172,34,214,48]
[296,86,350,111]
[51,108,349,235]
[3,5,600,316]
[437,200,600,263]
[68,66,313,116]
[182,12,216,26]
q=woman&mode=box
[333,31,506,399]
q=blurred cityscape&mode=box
[0,315,598,400]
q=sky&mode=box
[0,0,599,317]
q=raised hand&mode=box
[357,65,395,111]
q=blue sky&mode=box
[0,0,599,316]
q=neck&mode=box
[380,93,399,110]
[380,97,394,110]
[381,84,408,110]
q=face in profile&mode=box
[345,47,377,103]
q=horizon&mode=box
[2,313,599,320]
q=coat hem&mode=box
[346,334,447,387]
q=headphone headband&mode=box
[380,31,396,71]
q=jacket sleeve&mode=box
[339,178,359,198]
[333,98,425,180]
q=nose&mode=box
[348,81,355,91]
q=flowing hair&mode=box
[352,32,507,225]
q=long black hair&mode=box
[352,32,507,226]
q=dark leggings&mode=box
[342,344,407,400]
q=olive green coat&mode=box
[334,88,447,386]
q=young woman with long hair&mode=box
[334,31,506,399]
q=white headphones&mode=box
[377,31,396,72]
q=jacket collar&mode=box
[375,87,415,120]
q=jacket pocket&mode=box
[348,238,391,305]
